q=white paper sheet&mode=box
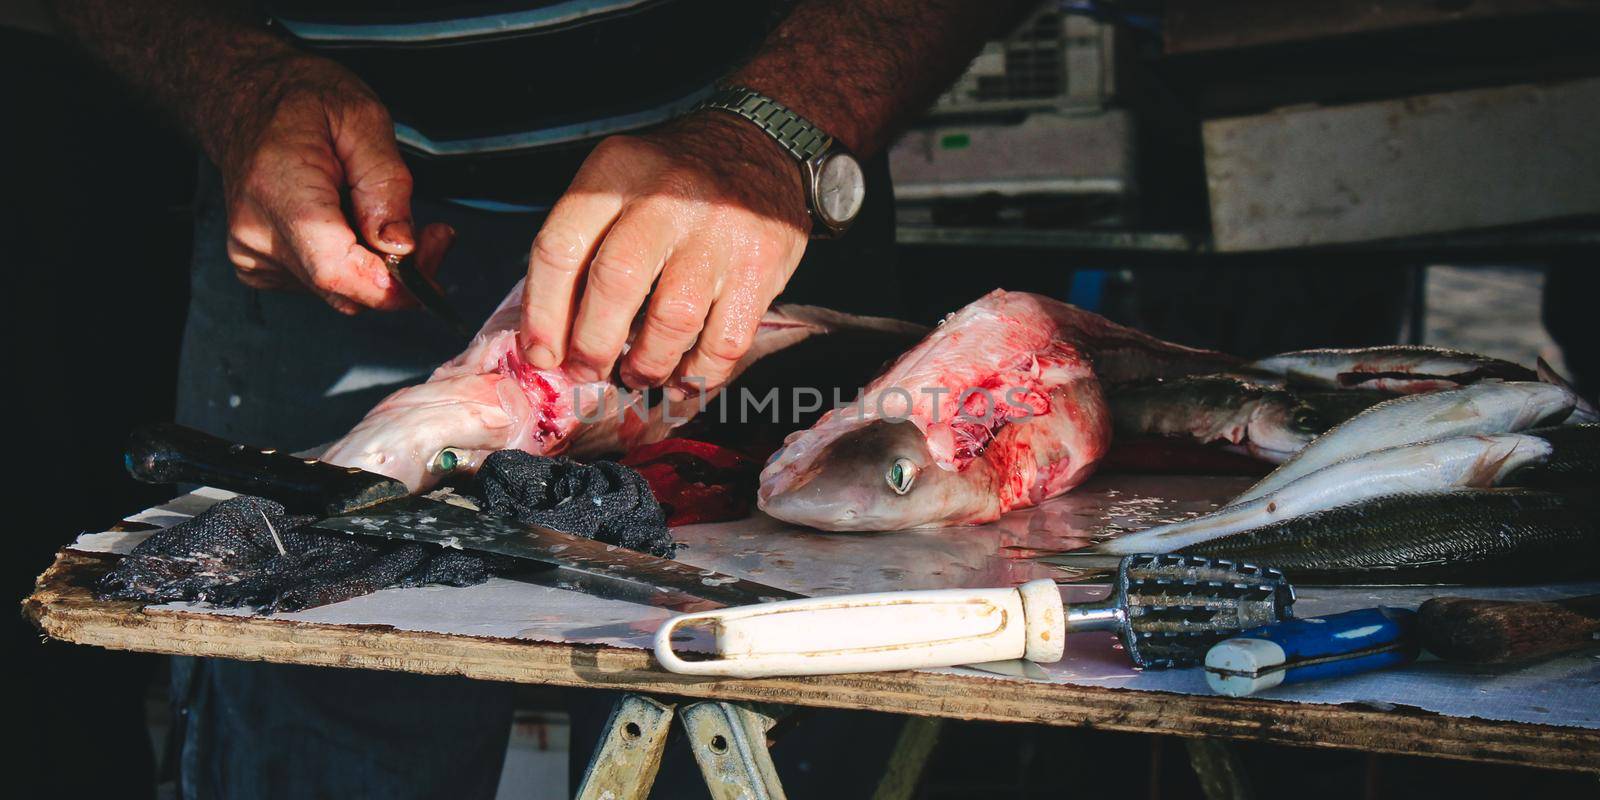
[72,475,1600,730]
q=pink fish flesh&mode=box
[323,279,926,492]
[758,290,1237,531]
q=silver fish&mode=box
[1043,488,1600,585]
[1248,346,1536,394]
[1181,489,1599,585]
[1231,381,1577,504]
[1092,433,1552,555]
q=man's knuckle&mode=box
[588,255,648,297]
[693,359,736,388]
[628,354,674,384]
[362,167,412,192]
[358,98,392,123]
[530,227,586,272]
[649,297,704,337]
[568,330,617,364]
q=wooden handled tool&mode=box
[655,555,1297,678]
[1417,594,1600,665]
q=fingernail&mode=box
[372,268,392,290]
[525,344,557,370]
[379,220,414,247]
[566,363,602,384]
[665,386,688,403]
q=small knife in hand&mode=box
[385,253,474,342]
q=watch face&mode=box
[816,152,866,226]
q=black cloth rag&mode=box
[97,451,674,613]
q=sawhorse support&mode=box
[575,694,788,800]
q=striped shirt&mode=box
[266,0,784,210]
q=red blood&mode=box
[621,439,761,526]
[498,351,568,442]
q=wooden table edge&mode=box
[25,548,1600,773]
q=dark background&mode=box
[7,24,191,798]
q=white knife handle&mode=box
[653,579,1065,678]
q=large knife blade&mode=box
[313,495,799,610]
[125,423,802,612]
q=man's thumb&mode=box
[336,103,417,256]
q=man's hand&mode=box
[47,1,460,315]
[519,113,809,393]
[216,56,452,314]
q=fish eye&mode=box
[429,447,469,475]
[1292,408,1324,431]
[886,457,919,495]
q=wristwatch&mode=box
[698,86,865,238]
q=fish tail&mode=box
[1095,499,1266,554]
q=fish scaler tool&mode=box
[655,554,1296,678]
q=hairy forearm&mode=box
[730,0,1028,157]
[44,0,312,166]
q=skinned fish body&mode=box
[758,289,1238,531]
[1248,345,1537,393]
[1184,490,1598,585]
[1109,376,1326,463]
[1093,433,1553,554]
[1232,382,1577,504]
[323,279,926,492]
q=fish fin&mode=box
[1537,357,1599,423]
[1467,439,1524,488]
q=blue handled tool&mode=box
[1204,607,1418,697]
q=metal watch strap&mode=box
[697,86,834,162]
